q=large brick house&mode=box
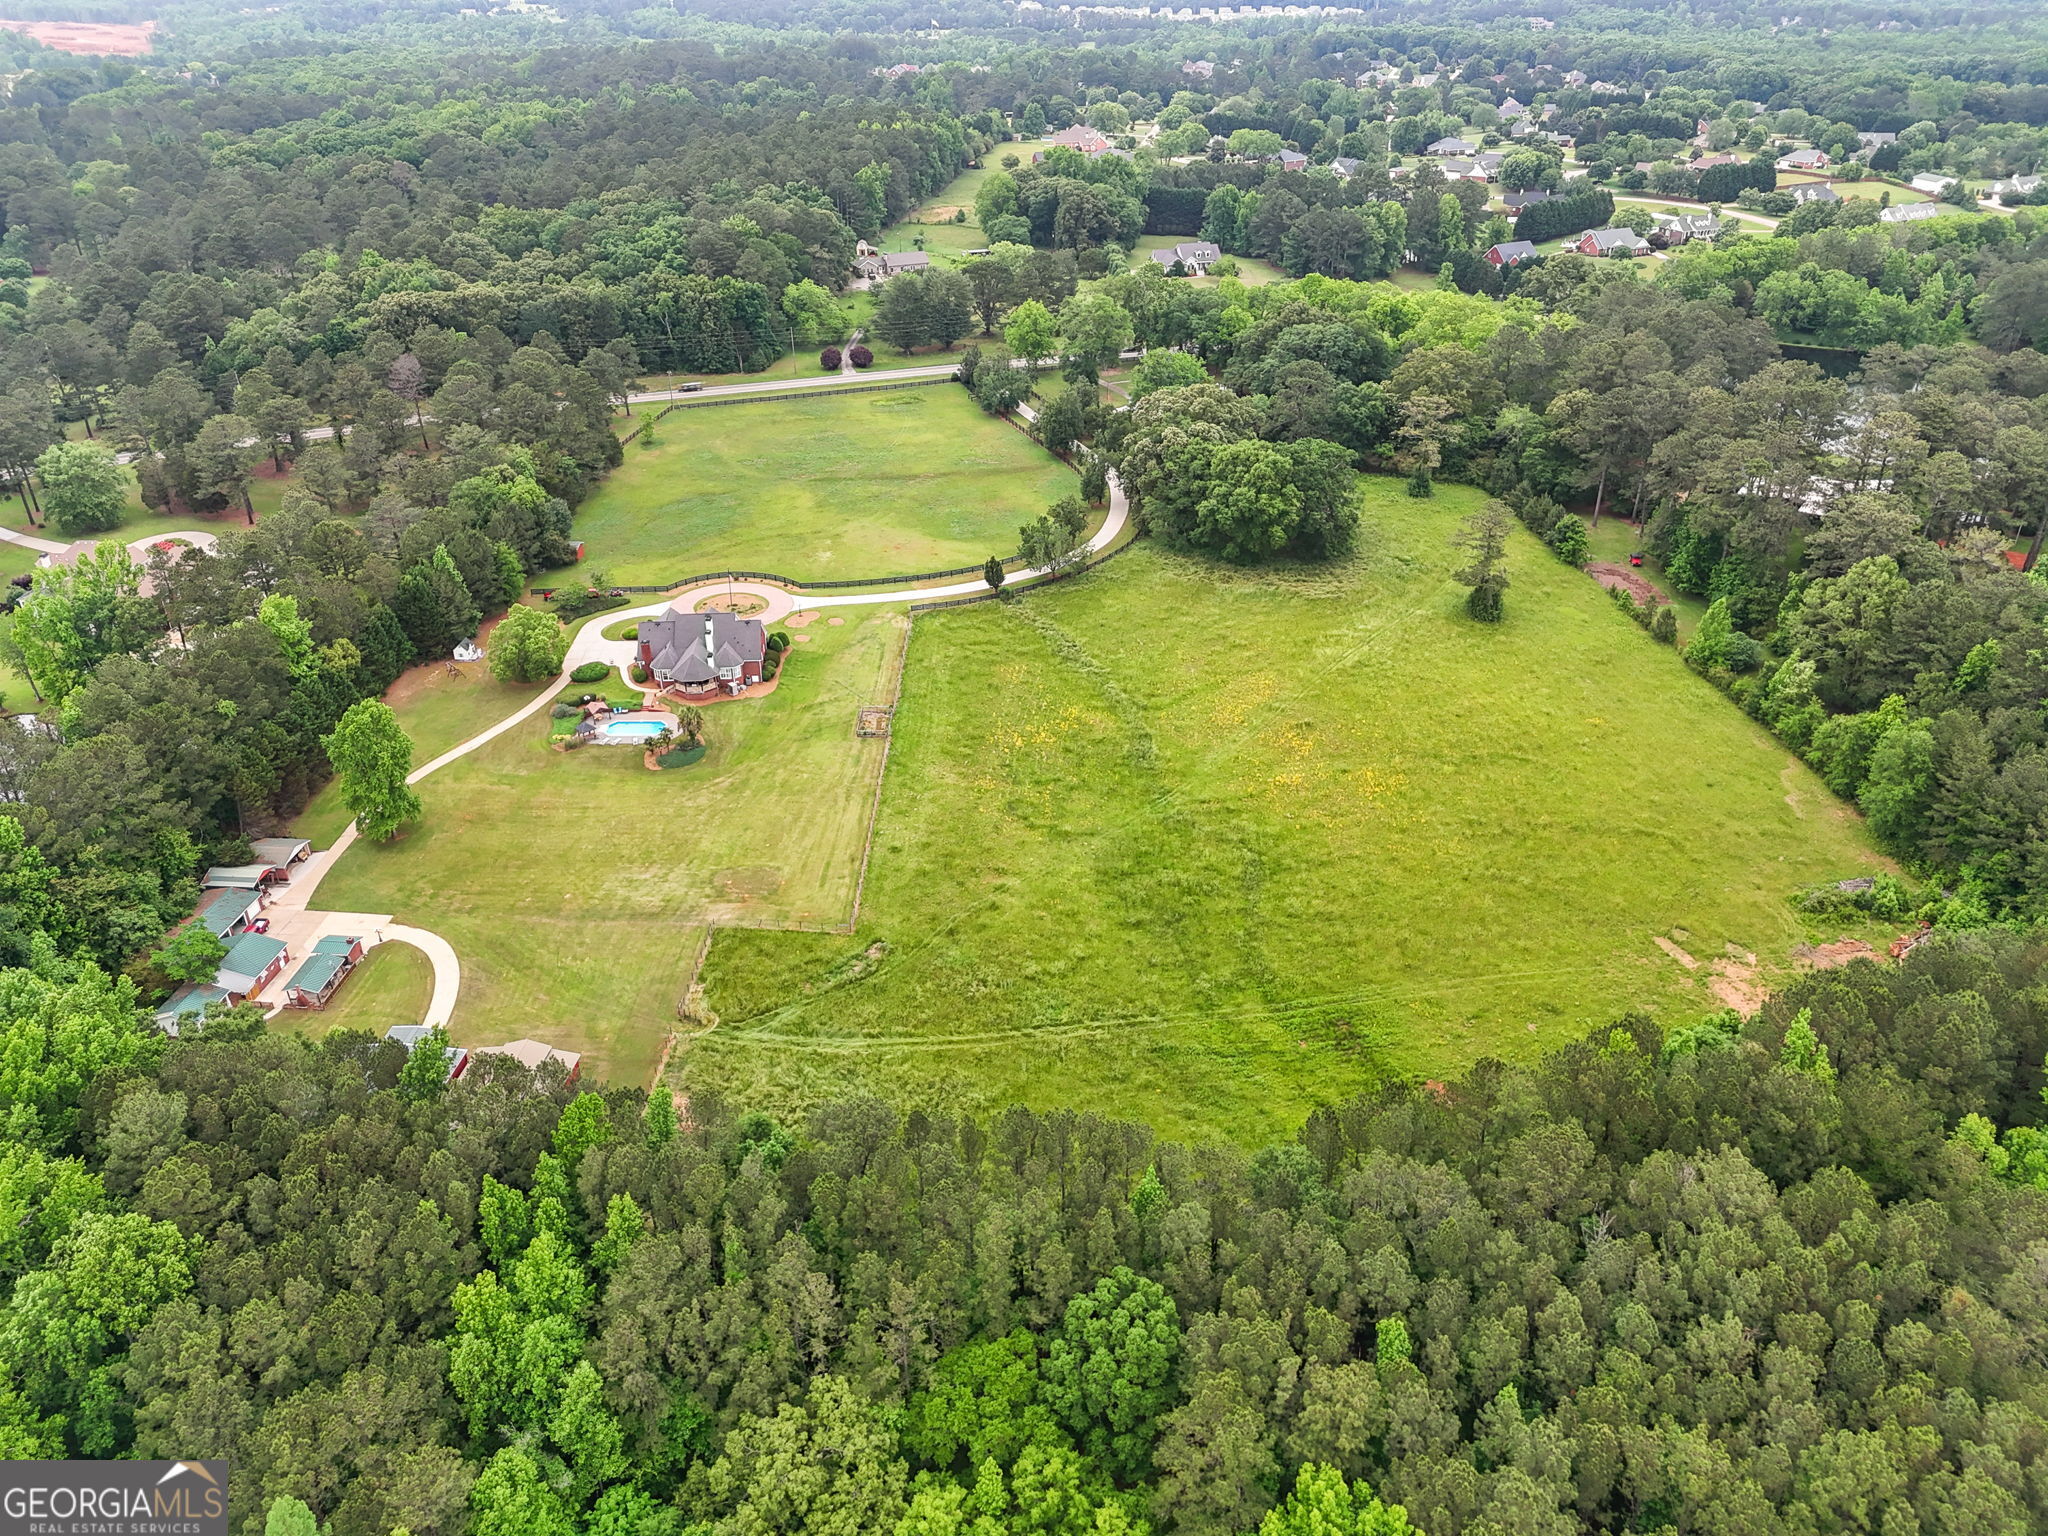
[637,607,767,696]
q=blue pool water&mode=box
[601,720,669,740]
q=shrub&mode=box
[1514,494,1565,536]
[570,661,611,683]
[763,654,781,680]
[849,344,873,368]
[1650,605,1678,644]
[549,702,579,719]
[1721,631,1763,673]
[766,631,790,653]
[1547,515,1590,566]
[629,662,649,683]
[622,624,638,639]
[820,347,842,370]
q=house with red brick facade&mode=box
[636,607,767,697]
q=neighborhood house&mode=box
[474,1038,583,1085]
[218,933,289,998]
[153,930,292,1034]
[637,607,768,696]
[194,885,265,940]
[1484,239,1539,267]
[153,985,231,1035]
[1040,125,1115,158]
[388,1024,471,1081]
[1150,240,1221,274]
[1576,227,1652,257]
[1651,211,1724,245]
[852,241,929,282]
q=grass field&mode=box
[1775,171,1931,204]
[308,609,907,1087]
[293,655,554,844]
[1581,518,1710,639]
[688,479,1892,1143]
[1129,235,1287,286]
[567,387,1080,585]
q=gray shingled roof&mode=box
[640,609,766,685]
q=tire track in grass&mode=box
[708,960,1628,1055]
[714,555,1458,1047]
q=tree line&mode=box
[7,925,2048,1536]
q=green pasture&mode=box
[691,479,1892,1144]
[566,386,1080,585]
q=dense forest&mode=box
[9,929,2048,1536]
[8,0,2048,1526]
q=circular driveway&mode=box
[665,580,798,623]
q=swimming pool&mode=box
[599,720,669,741]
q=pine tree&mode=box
[392,545,482,660]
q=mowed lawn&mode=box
[692,480,1892,1144]
[293,650,554,845]
[567,388,1078,585]
[310,609,906,1088]
[277,940,436,1038]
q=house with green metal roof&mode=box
[217,932,289,999]
[196,886,265,939]
[284,934,365,1009]
[153,983,231,1035]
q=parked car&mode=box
[249,917,270,934]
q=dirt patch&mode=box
[1795,937,1879,969]
[382,652,490,710]
[793,632,813,643]
[1653,934,1700,970]
[1587,563,1668,606]
[694,593,768,617]
[1709,955,1767,1016]
[827,615,845,625]
[784,610,818,628]
[0,17,155,54]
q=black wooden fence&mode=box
[906,536,1140,614]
